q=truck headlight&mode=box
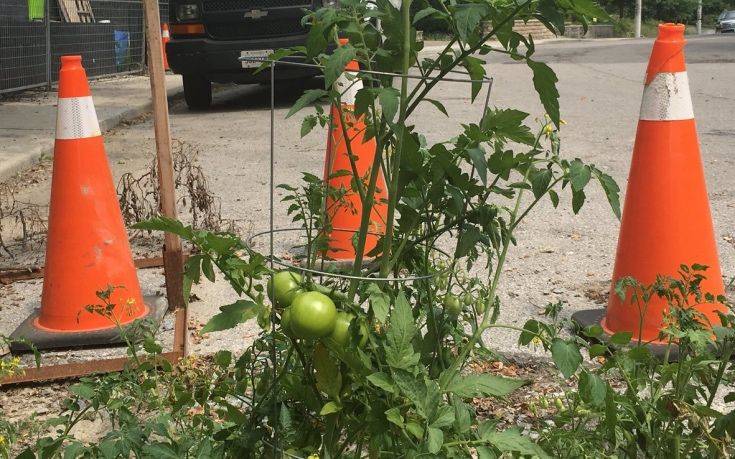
[176,4,200,21]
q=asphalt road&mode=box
[2,35,734,361]
[488,34,735,65]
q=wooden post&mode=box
[141,0,186,333]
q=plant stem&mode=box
[443,167,530,382]
[378,0,413,278]
[706,341,733,407]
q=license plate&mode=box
[240,49,273,68]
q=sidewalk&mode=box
[0,74,183,183]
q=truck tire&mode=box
[183,74,212,110]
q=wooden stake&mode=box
[141,0,186,320]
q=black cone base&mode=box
[9,295,168,353]
[571,308,677,360]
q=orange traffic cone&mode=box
[11,56,164,352]
[573,24,725,346]
[161,23,171,71]
[322,39,387,261]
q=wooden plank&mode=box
[0,252,191,284]
[142,0,185,313]
[57,0,72,22]
[75,0,95,23]
[60,0,80,22]
[0,351,182,385]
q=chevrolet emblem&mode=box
[244,9,268,19]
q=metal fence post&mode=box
[45,0,51,91]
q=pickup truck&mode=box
[166,0,329,109]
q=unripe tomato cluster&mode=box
[270,271,367,346]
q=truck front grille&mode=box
[206,19,306,39]
[203,0,311,12]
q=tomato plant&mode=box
[126,0,623,452]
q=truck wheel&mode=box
[183,74,212,110]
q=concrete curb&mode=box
[0,78,185,184]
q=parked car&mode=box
[716,10,735,33]
[166,0,331,110]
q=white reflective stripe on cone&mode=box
[335,71,361,105]
[639,71,694,121]
[162,30,170,38]
[55,96,101,140]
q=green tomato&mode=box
[289,291,337,339]
[329,311,368,347]
[474,299,486,315]
[462,292,473,306]
[444,294,462,317]
[280,308,293,336]
[267,271,304,308]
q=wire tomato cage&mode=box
[240,54,493,455]
[239,54,493,281]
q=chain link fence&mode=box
[0,0,169,94]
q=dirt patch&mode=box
[582,280,609,305]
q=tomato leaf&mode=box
[579,371,607,407]
[527,59,560,128]
[366,283,390,323]
[444,373,526,398]
[367,372,397,394]
[385,291,420,369]
[287,89,328,118]
[406,421,424,439]
[320,401,342,415]
[69,383,95,400]
[142,444,180,459]
[593,168,621,219]
[482,428,551,458]
[462,56,486,102]
[427,426,444,454]
[466,147,488,185]
[480,108,535,145]
[132,216,194,240]
[201,300,260,334]
[453,3,490,42]
[301,115,318,138]
[610,331,632,345]
[530,168,553,199]
[325,44,357,89]
[572,188,586,214]
[551,338,582,378]
[423,98,449,117]
[314,343,342,399]
[413,7,444,25]
[569,159,592,191]
[378,87,400,123]
[385,407,404,428]
[536,0,565,34]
